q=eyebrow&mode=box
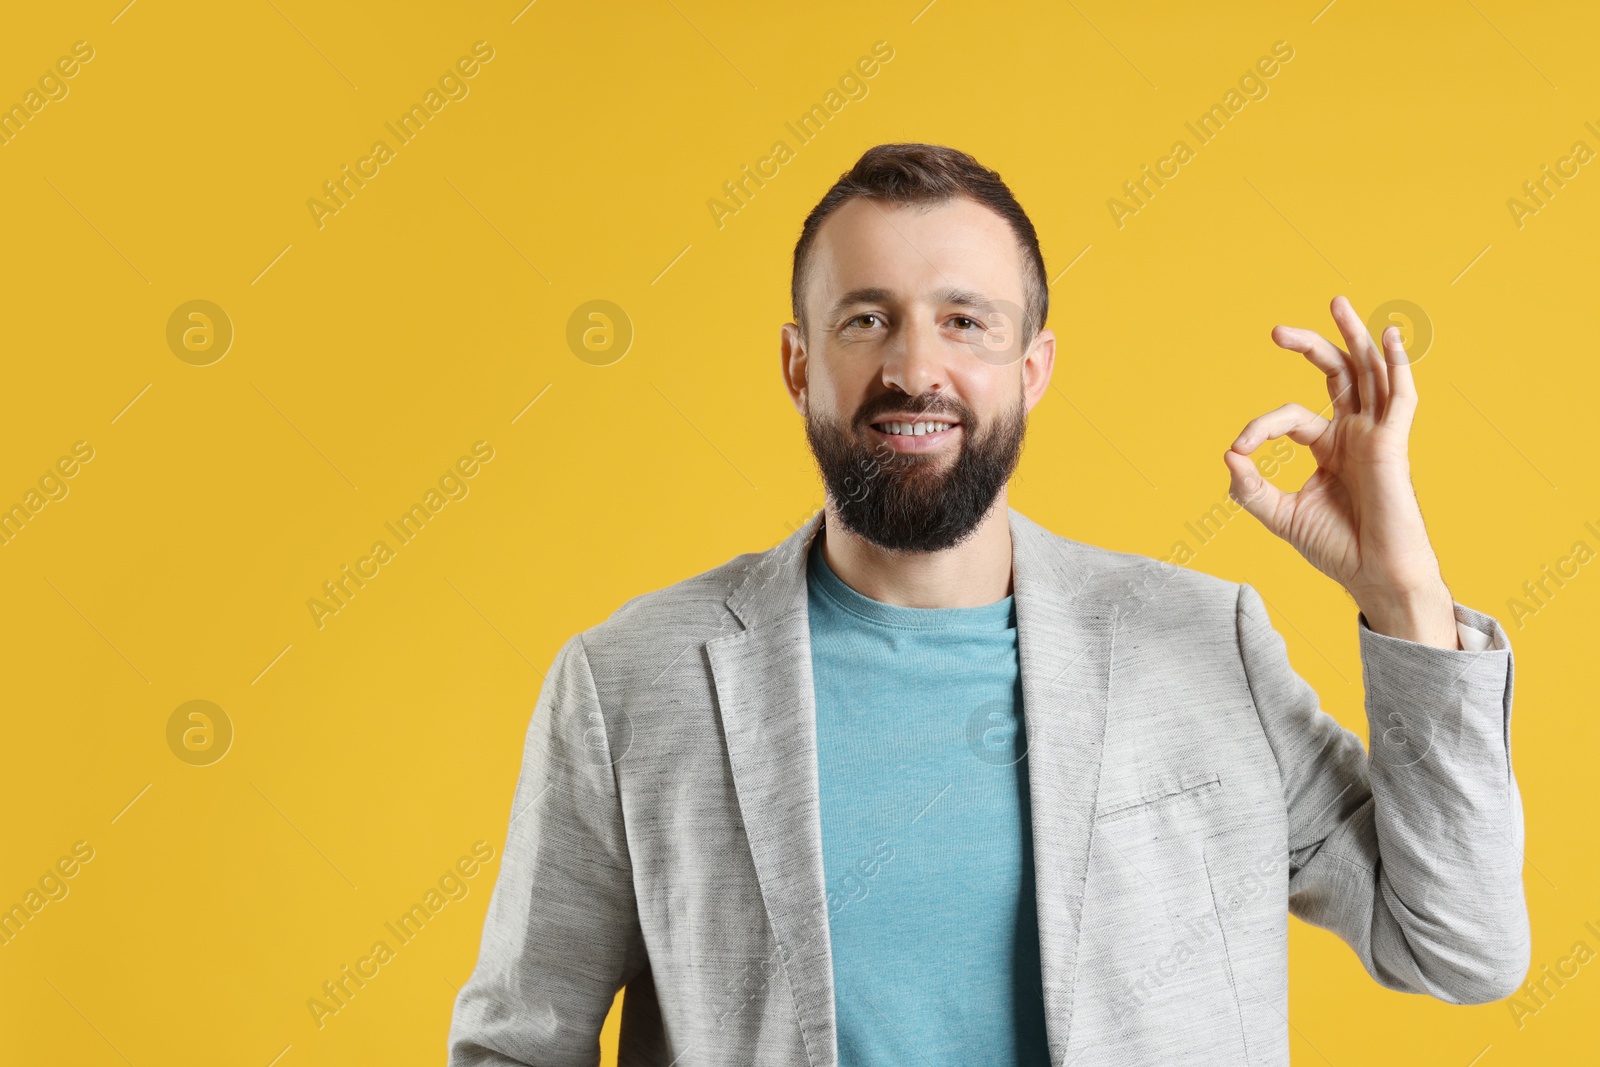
[826,285,998,322]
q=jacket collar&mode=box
[707,506,1116,1067]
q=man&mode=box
[446,144,1528,1066]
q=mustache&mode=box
[853,394,972,428]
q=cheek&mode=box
[808,361,874,420]
[947,366,1018,419]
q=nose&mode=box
[880,315,948,399]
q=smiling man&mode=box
[447,144,1530,1067]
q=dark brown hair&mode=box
[790,143,1048,343]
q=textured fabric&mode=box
[445,508,1529,1067]
[806,532,1051,1066]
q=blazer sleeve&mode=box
[447,633,645,1065]
[1233,581,1530,1004]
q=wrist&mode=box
[1356,580,1459,648]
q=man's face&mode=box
[781,195,1055,553]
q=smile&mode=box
[867,420,961,453]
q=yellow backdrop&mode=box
[2,1,1594,1064]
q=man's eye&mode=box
[948,316,980,330]
[848,313,884,329]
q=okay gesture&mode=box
[1222,295,1460,649]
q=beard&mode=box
[804,387,1027,553]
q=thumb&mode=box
[1223,448,1289,536]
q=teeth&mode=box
[879,421,953,436]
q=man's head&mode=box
[781,143,1055,553]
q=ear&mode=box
[781,321,808,416]
[1021,327,1056,414]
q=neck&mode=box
[818,489,1015,608]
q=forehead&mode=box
[805,196,1026,314]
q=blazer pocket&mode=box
[1095,768,1222,822]
[1078,768,1249,1062]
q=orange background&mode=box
[1,1,1595,1063]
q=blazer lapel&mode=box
[706,507,1114,1067]
[706,510,837,1066]
[1009,507,1115,1066]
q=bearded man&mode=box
[447,143,1529,1067]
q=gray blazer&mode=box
[446,508,1529,1066]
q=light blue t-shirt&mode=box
[806,532,1051,1065]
